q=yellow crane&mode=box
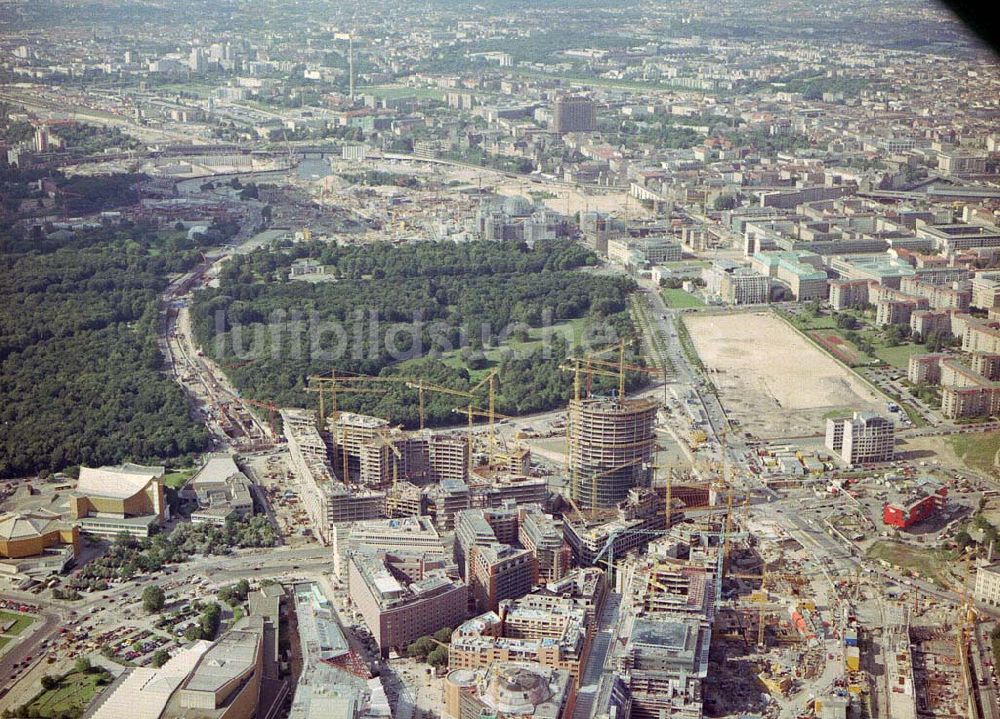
[306,370,407,424]
[450,404,512,470]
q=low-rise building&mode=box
[882,479,947,529]
[0,510,79,577]
[750,251,828,300]
[185,454,255,526]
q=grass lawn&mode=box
[0,636,10,652]
[661,288,705,309]
[947,432,1000,476]
[822,409,855,420]
[871,342,927,369]
[162,469,195,489]
[866,541,956,584]
[423,317,593,384]
[26,671,106,718]
[0,610,35,636]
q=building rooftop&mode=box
[183,629,260,694]
[86,641,212,719]
[0,509,63,540]
[189,454,242,487]
[77,464,163,499]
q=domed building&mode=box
[443,662,574,719]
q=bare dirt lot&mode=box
[684,312,887,438]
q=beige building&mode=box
[975,562,1000,608]
[825,412,895,466]
[71,464,166,538]
[972,271,1000,309]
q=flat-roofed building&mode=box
[828,278,872,310]
[972,271,1000,309]
[167,627,264,719]
[469,543,538,614]
[963,318,1000,355]
[907,353,947,384]
[975,562,1000,608]
[518,506,572,583]
[825,412,895,466]
[185,454,254,526]
[918,223,1000,254]
[829,254,915,289]
[910,309,956,339]
[332,516,445,578]
[899,276,971,311]
[713,266,770,305]
[553,95,596,134]
[749,251,828,300]
[613,616,711,719]
[348,550,468,656]
[938,358,1000,419]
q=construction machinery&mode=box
[243,398,280,439]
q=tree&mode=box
[142,585,166,613]
[74,656,91,674]
[41,674,60,690]
[151,649,171,668]
[713,194,737,211]
[427,645,449,668]
[184,624,204,642]
[433,627,452,644]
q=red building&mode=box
[882,486,947,529]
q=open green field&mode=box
[26,671,106,718]
[425,317,592,384]
[866,541,956,584]
[822,408,855,420]
[947,432,1000,476]
[661,288,705,309]
[0,610,35,636]
[162,468,196,489]
[871,342,927,369]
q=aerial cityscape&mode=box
[0,1,999,718]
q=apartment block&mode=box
[972,271,1000,309]
[907,353,947,384]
